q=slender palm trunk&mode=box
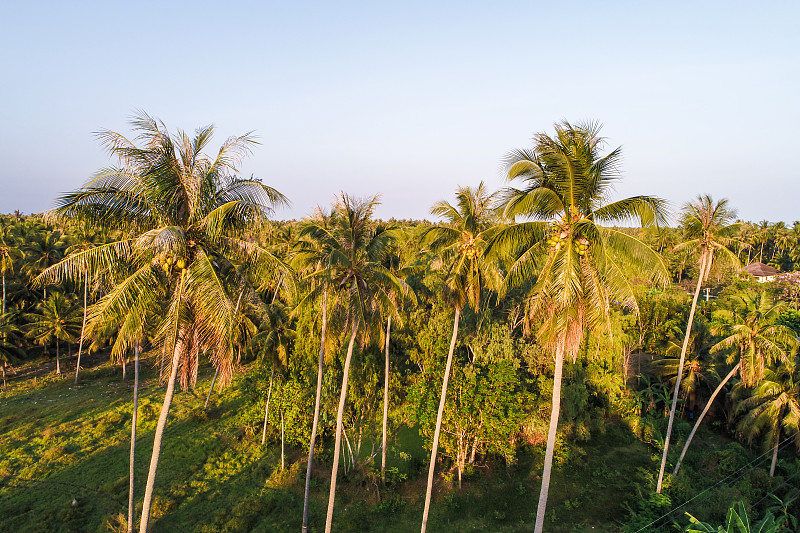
[420,307,460,533]
[139,270,186,533]
[55,340,60,375]
[262,368,275,445]
[672,363,739,475]
[128,341,140,533]
[302,290,327,533]
[533,338,566,533]
[770,430,779,477]
[657,252,708,493]
[2,364,6,389]
[204,368,219,409]
[281,409,285,471]
[381,315,391,485]
[324,321,359,533]
[75,276,88,384]
[2,273,5,316]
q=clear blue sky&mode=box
[1,1,798,223]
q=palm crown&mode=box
[422,182,502,311]
[493,120,669,355]
[711,291,797,387]
[39,112,289,388]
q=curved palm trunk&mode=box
[302,290,327,533]
[381,315,391,485]
[55,340,60,375]
[261,368,275,445]
[204,368,219,409]
[770,429,779,477]
[533,338,566,533]
[139,270,186,533]
[128,341,140,533]
[672,363,739,476]
[324,321,359,533]
[75,276,87,384]
[657,252,708,493]
[420,307,460,533]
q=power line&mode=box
[632,434,799,532]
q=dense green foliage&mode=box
[1,119,800,532]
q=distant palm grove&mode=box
[2,115,800,533]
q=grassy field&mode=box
[0,354,778,533]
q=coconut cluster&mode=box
[157,253,186,274]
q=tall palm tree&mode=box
[0,224,23,318]
[37,112,289,533]
[733,361,800,477]
[296,194,402,533]
[0,316,25,387]
[419,183,502,533]
[251,301,295,444]
[491,121,669,533]
[672,290,797,475]
[379,241,417,485]
[655,319,718,415]
[24,292,82,375]
[63,225,99,384]
[657,195,740,492]
[23,228,67,300]
[293,207,333,533]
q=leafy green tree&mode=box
[419,183,502,533]
[673,290,798,475]
[659,195,741,492]
[492,121,669,532]
[409,359,528,488]
[38,113,288,533]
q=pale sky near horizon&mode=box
[1,1,798,224]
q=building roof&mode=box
[743,262,779,277]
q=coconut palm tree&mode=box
[293,207,334,533]
[672,290,797,475]
[296,194,402,533]
[250,301,295,444]
[654,319,718,416]
[22,227,67,300]
[379,241,417,485]
[491,121,669,533]
[657,195,740,492]
[64,225,100,384]
[0,316,24,387]
[419,183,502,533]
[24,292,82,375]
[0,224,23,318]
[733,361,800,477]
[36,112,289,533]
